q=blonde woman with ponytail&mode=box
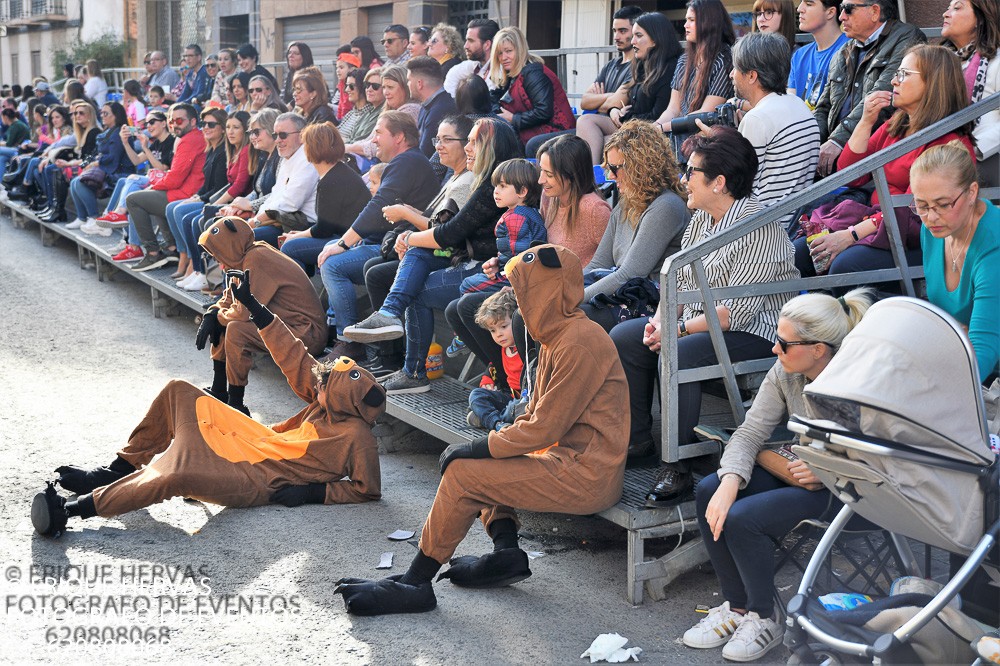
[911,141,1000,382]
[684,288,874,663]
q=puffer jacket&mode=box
[494,62,576,144]
[814,20,926,147]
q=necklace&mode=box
[949,217,976,273]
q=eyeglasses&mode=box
[776,335,826,354]
[840,2,874,14]
[365,82,382,90]
[893,67,921,83]
[202,121,220,129]
[345,83,357,91]
[249,87,265,94]
[275,130,300,140]
[432,136,464,146]
[909,187,969,218]
[682,165,708,179]
[753,9,777,20]
[248,128,267,137]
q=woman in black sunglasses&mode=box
[337,68,380,145]
[684,287,872,662]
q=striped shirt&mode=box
[672,49,734,115]
[677,197,799,341]
[739,92,821,229]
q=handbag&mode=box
[756,446,823,491]
[78,166,107,192]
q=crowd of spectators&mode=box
[1,3,998,659]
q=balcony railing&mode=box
[2,0,67,25]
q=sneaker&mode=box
[112,245,144,262]
[96,212,130,229]
[446,336,468,357]
[343,311,404,343]
[132,253,172,272]
[380,370,429,395]
[683,602,746,649]
[720,612,783,662]
[109,239,127,254]
[467,411,483,428]
[81,219,112,237]
[96,210,128,223]
[182,273,209,291]
[65,218,85,230]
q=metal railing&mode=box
[657,92,1000,465]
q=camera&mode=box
[670,102,738,135]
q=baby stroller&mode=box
[783,297,999,664]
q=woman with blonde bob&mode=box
[799,45,976,280]
[911,141,1000,382]
[686,288,874,663]
[489,26,576,146]
[579,120,692,331]
[292,66,336,126]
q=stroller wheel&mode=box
[787,645,843,666]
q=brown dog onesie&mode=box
[334,244,630,616]
[196,216,327,414]
[33,284,386,536]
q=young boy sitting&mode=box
[366,162,386,196]
[459,159,546,295]
[467,290,527,432]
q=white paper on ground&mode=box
[376,552,393,569]
[580,633,642,663]
[527,551,546,560]
[387,529,415,541]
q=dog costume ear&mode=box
[363,386,386,407]
[529,240,546,248]
[224,218,237,232]
[538,246,561,268]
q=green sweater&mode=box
[922,199,1000,382]
[3,119,29,147]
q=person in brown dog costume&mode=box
[32,270,386,537]
[334,244,630,615]
[196,216,327,414]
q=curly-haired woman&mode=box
[580,120,691,331]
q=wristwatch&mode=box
[336,239,350,251]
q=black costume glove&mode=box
[270,483,325,507]
[226,269,274,329]
[438,435,492,475]
[195,310,223,350]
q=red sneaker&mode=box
[97,211,128,223]
[112,245,144,262]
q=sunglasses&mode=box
[249,87,265,93]
[840,2,874,14]
[345,83,357,91]
[171,117,188,126]
[72,111,87,117]
[365,82,382,90]
[206,63,219,68]
[147,117,165,124]
[605,161,624,177]
[202,121,220,129]
[775,335,826,354]
[381,37,400,45]
[275,130,300,140]
[683,165,708,179]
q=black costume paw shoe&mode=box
[644,465,693,508]
[334,575,437,616]
[202,385,228,402]
[31,483,69,537]
[436,548,532,588]
[55,457,135,495]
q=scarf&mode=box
[960,46,989,129]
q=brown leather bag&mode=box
[756,446,823,491]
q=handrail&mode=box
[657,92,1000,465]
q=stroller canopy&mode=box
[803,297,993,466]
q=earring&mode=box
[712,188,719,193]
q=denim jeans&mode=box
[0,146,19,177]
[166,200,206,257]
[282,236,332,275]
[253,225,282,247]
[69,176,100,219]
[381,248,452,317]
[103,175,149,214]
[468,386,519,431]
[395,257,482,377]
[793,236,922,295]
[695,469,837,617]
[319,243,381,338]
[21,156,41,187]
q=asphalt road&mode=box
[0,211,791,665]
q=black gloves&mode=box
[438,435,492,475]
[270,483,325,507]
[195,310,223,350]
[227,269,274,329]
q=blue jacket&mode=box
[96,127,136,182]
[416,88,457,158]
[349,148,440,241]
[177,65,212,105]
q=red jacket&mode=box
[151,128,206,202]
[500,62,576,145]
[226,144,252,198]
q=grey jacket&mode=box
[813,20,926,147]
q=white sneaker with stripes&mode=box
[682,601,745,649]
[721,611,783,662]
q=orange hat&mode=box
[338,53,361,68]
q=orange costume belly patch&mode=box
[196,396,318,464]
